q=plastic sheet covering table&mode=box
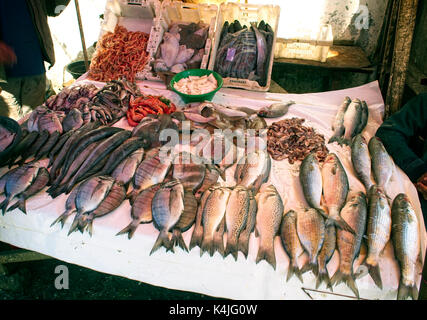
[0,80,425,300]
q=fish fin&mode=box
[200,235,214,257]
[67,216,80,236]
[315,208,329,220]
[150,230,172,255]
[255,246,276,270]
[397,282,419,300]
[172,229,188,252]
[6,199,25,214]
[50,209,76,228]
[325,216,356,235]
[365,262,383,290]
[85,218,94,237]
[224,237,238,261]
[116,220,139,239]
[237,232,250,258]
[213,232,225,257]
[330,271,359,299]
[300,261,319,277]
[0,196,11,215]
[189,225,203,251]
[316,268,332,291]
[287,262,303,283]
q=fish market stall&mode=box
[0,77,425,300]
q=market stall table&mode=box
[0,80,425,300]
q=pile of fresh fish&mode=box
[51,175,126,236]
[44,79,139,125]
[153,22,208,74]
[351,135,394,193]
[214,20,274,86]
[329,97,369,145]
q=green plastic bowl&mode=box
[170,69,223,103]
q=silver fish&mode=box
[190,187,214,251]
[317,225,336,290]
[368,136,394,191]
[351,134,373,192]
[111,149,144,186]
[171,191,198,252]
[329,97,351,143]
[150,180,185,254]
[50,182,81,228]
[391,194,420,300]
[255,185,284,269]
[331,192,367,299]
[364,185,391,290]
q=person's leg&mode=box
[20,73,46,116]
[0,78,23,120]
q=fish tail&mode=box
[200,235,214,257]
[316,268,332,291]
[224,236,238,261]
[50,209,76,228]
[86,220,94,237]
[67,214,82,235]
[237,232,250,258]
[300,261,319,277]
[213,231,225,257]
[172,229,188,252]
[189,225,203,251]
[6,199,26,214]
[255,245,276,270]
[150,230,173,255]
[0,196,11,215]
[365,261,383,290]
[286,261,303,283]
[397,281,419,300]
[325,216,356,235]
[330,271,359,299]
[116,220,139,239]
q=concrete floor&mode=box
[0,257,220,300]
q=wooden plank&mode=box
[274,45,374,73]
[386,0,419,115]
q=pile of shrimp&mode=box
[88,25,150,83]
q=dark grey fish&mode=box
[48,129,76,167]
[50,183,81,228]
[4,131,38,167]
[35,131,61,160]
[18,130,49,165]
[64,130,131,193]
